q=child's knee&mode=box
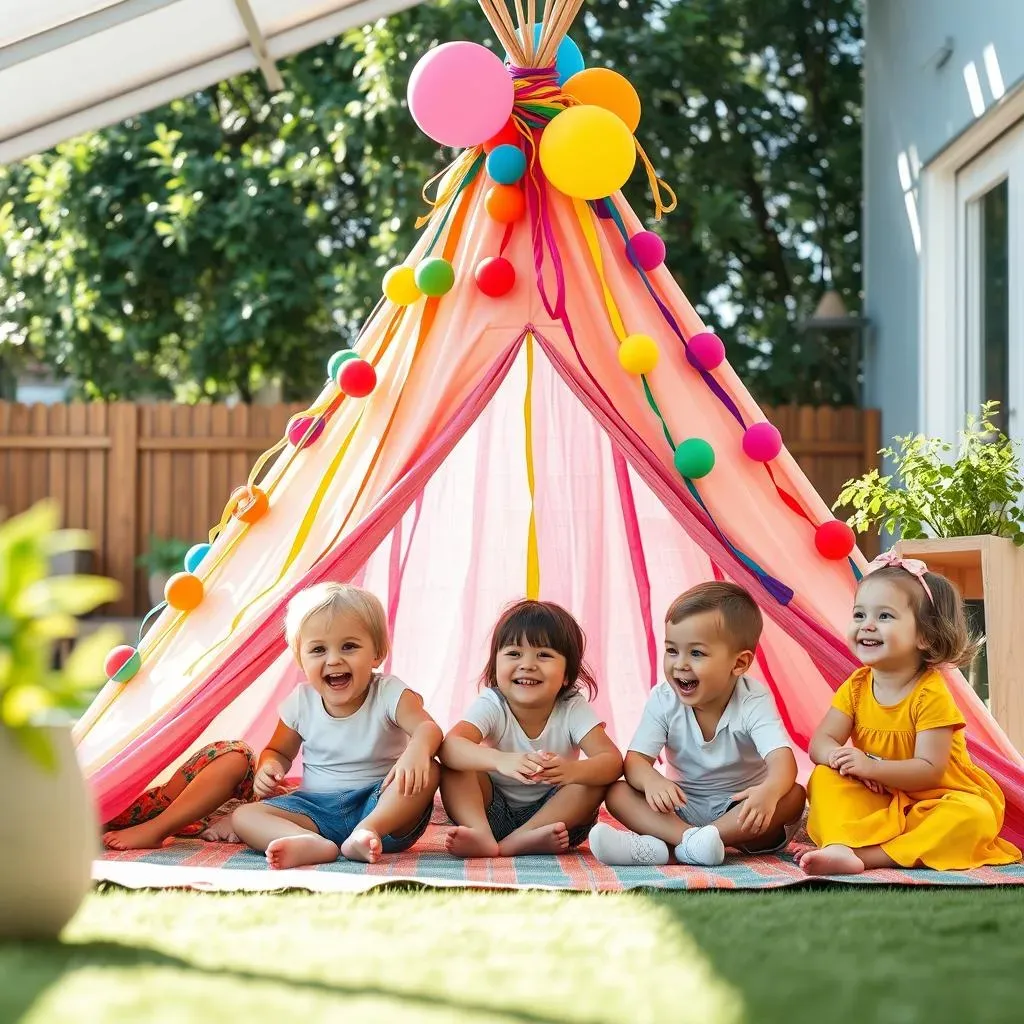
[604,779,635,810]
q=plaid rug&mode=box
[95,804,1024,893]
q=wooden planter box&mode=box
[894,536,1024,751]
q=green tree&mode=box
[0,0,861,404]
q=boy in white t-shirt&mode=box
[590,582,806,867]
[231,583,442,869]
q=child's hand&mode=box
[644,775,687,814]
[535,753,576,785]
[731,783,779,836]
[498,751,547,783]
[253,760,285,799]
[383,748,434,796]
[860,777,888,795]
[832,748,875,780]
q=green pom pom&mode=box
[328,349,360,380]
[673,438,715,479]
[415,258,455,297]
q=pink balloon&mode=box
[686,332,726,371]
[742,422,783,462]
[408,42,515,148]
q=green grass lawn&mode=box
[4,886,1024,1023]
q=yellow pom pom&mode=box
[382,266,422,306]
[618,334,659,375]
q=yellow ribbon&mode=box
[524,332,540,599]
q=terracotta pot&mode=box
[0,725,98,939]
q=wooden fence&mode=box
[0,402,881,614]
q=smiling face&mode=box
[663,611,752,711]
[848,576,924,672]
[297,609,385,718]
[494,638,569,714]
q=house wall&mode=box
[864,0,1024,443]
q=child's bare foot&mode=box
[498,822,570,857]
[102,821,170,850]
[444,826,500,858]
[799,844,865,876]
[200,816,240,843]
[265,834,339,869]
[340,828,383,864]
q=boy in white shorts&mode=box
[590,581,806,866]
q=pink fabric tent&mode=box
[74,6,1024,847]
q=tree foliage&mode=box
[0,0,862,403]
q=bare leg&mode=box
[440,766,500,858]
[498,783,606,856]
[341,762,441,864]
[713,783,806,850]
[103,751,251,850]
[604,780,689,845]
[231,803,339,870]
[799,843,896,875]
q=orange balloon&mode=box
[230,485,269,524]
[563,68,642,133]
[165,571,204,611]
[484,184,525,223]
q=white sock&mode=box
[674,825,726,866]
[588,823,669,866]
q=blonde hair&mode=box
[284,583,389,660]
[859,566,982,668]
[665,581,763,652]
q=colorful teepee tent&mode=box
[75,0,1024,845]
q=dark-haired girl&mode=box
[439,599,622,857]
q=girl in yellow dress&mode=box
[800,553,1021,875]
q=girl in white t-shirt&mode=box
[231,583,442,869]
[439,600,622,857]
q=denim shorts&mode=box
[264,779,431,852]
[486,786,596,849]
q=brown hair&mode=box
[858,565,982,668]
[482,599,598,701]
[665,581,763,652]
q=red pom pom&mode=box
[339,359,377,398]
[474,257,516,297]
[484,121,520,153]
[815,520,856,560]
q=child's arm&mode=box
[254,720,301,798]
[534,725,623,786]
[808,709,854,766]
[731,747,798,835]
[623,750,687,813]
[440,722,548,783]
[384,690,443,796]
[834,727,954,792]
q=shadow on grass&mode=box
[0,937,579,1024]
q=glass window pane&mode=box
[981,180,1010,428]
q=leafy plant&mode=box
[0,501,122,768]
[135,535,190,576]
[835,402,1024,544]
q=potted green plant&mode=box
[136,535,191,606]
[835,401,1024,749]
[0,500,121,939]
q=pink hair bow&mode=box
[866,550,934,603]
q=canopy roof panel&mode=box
[0,0,421,164]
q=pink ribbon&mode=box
[866,550,934,603]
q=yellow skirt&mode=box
[807,765,1020,871]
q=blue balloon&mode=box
[505,26,586,86]
[184,543,211,574]
[486,144,527,185]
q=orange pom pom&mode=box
[230,485,269,524]
[484,184,526,224]
[164,572,204,611]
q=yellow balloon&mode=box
[539,105,637,200]
[618,334,659,375]
[383,266,422,306]
[563,68,642,133]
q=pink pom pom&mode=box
[287,416,325,449]
[626,231,666,272]
[686,332,726,371]
[742,422,783,462]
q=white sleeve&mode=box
[378,674,409,724]
[564,695,603,746]
[741,688,792,759]
[278,687,304,733]
[627,691,669,760]
[460,690,506,741]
